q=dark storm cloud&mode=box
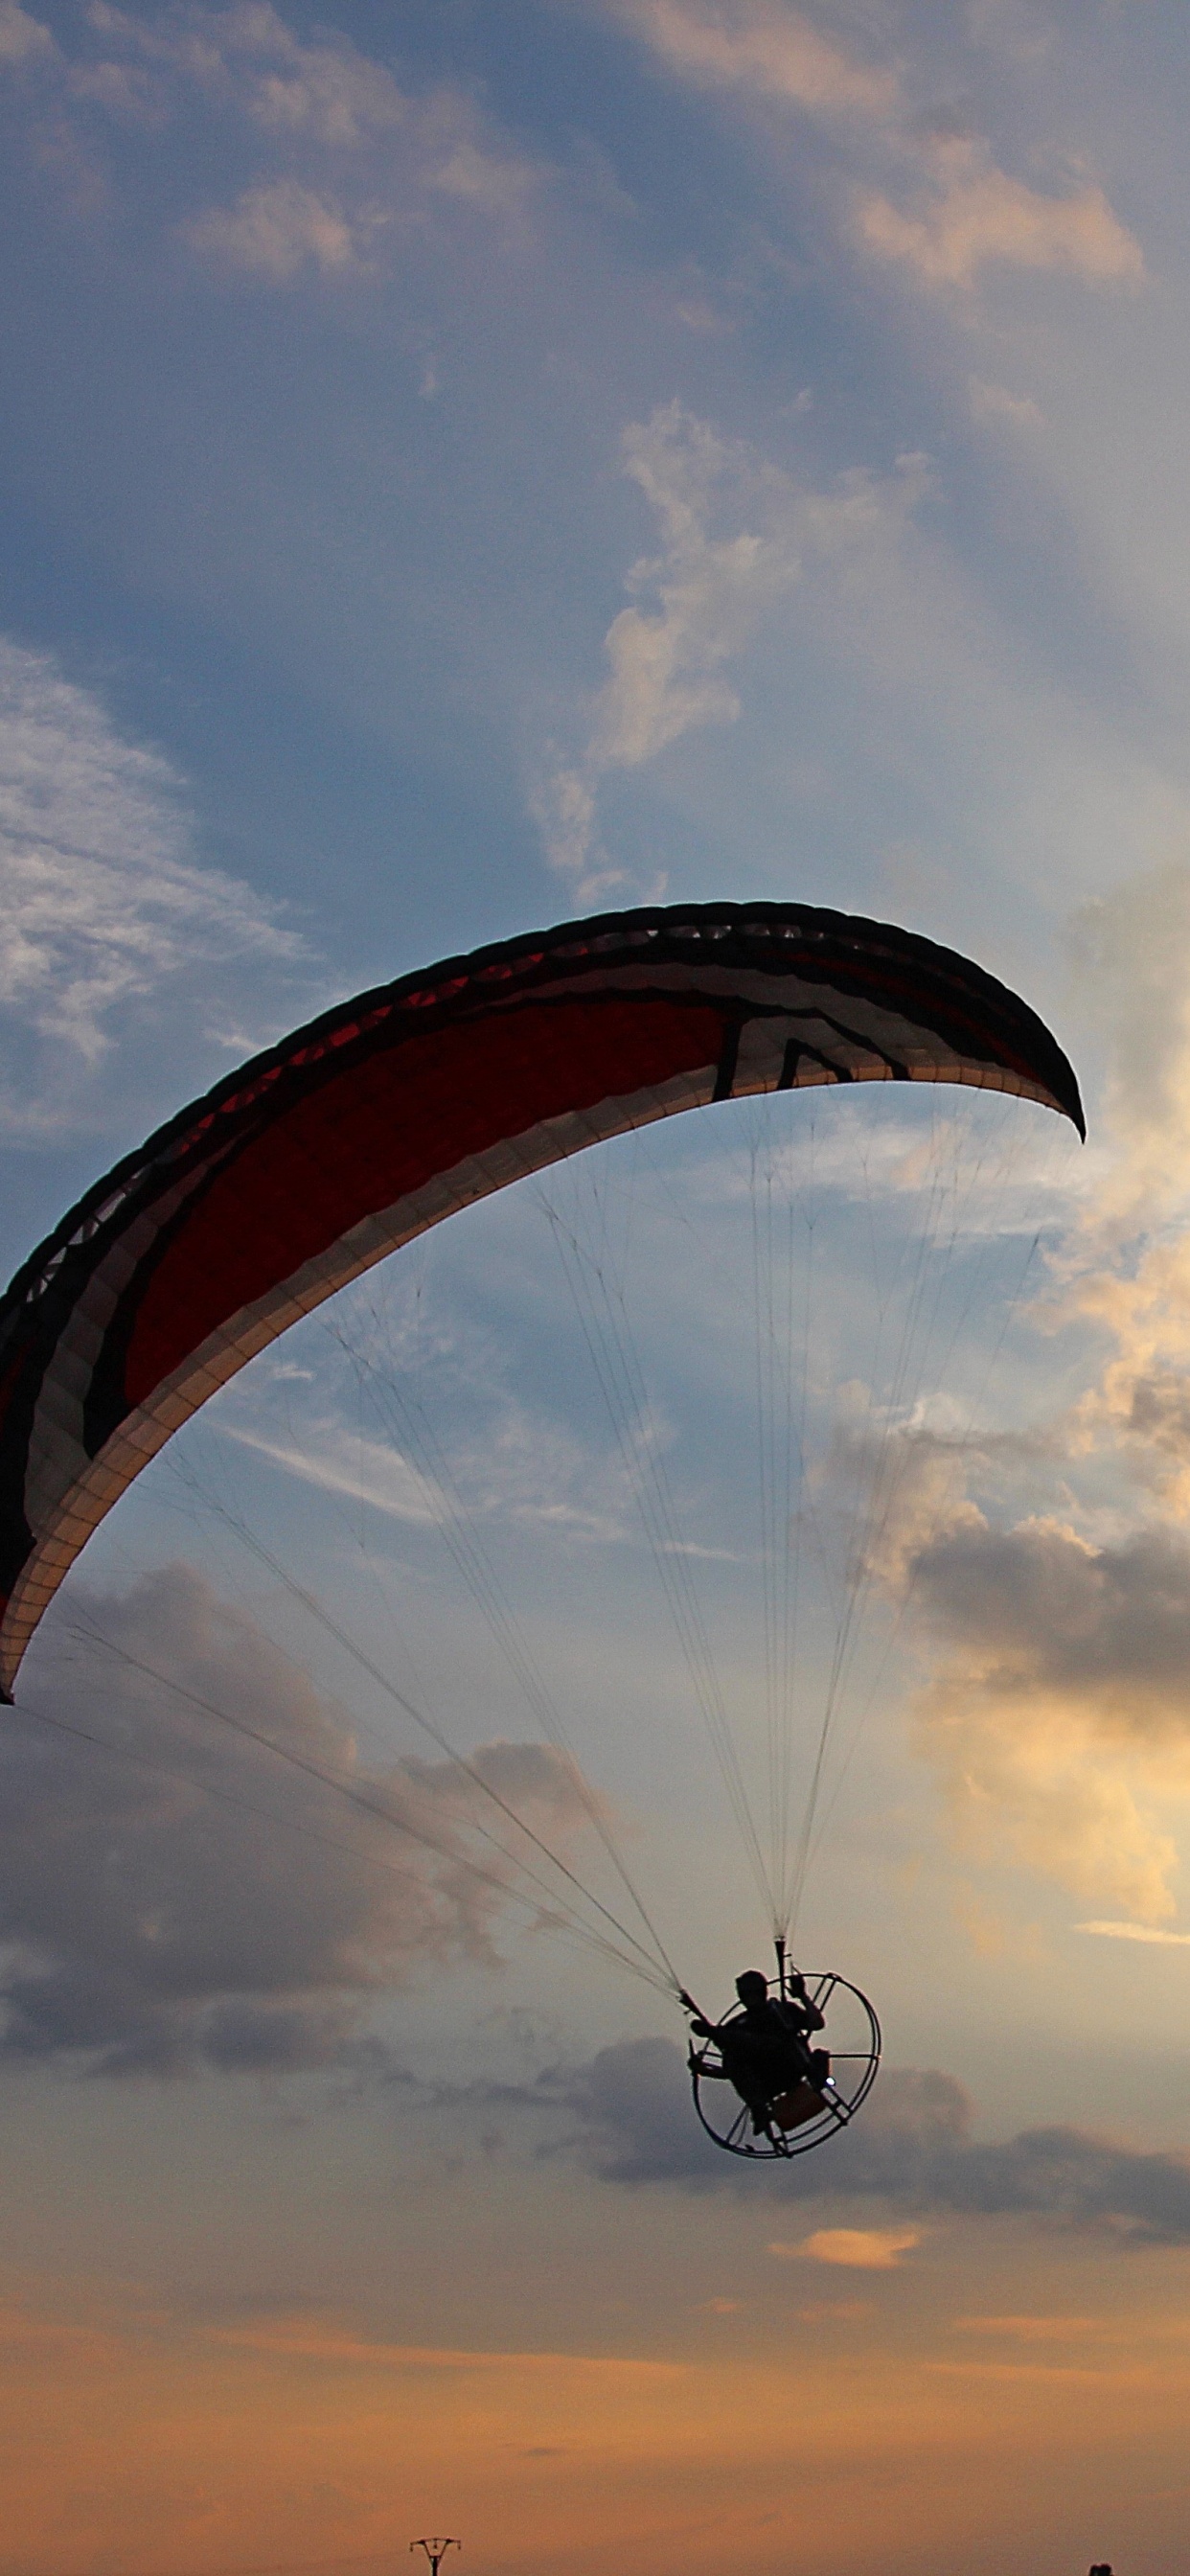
[558,2040,1190,2241]
[1,1566,589,2076]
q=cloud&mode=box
[85,1,410,143]
[4,1567,597,2075]
[216,4,408,148]
[428,140,538,216]
[611,0,1138,309]
[954,2313,1103,2339]
[858,139,1144,290]
[906,1511,1190,1921]
[1077,1920,1190,1946]
[1069,862,1190,1235]
[184,178,362,279]
[558,2043,1190,2239]
[612,0,896,119]
[45,5,543,279]
[912,1515,1190,1736]
[0,636,301,1132]
[1019,868,1190,1562]
[769,2227,920,2268]
[795,2299,872,2321]
[0,2,52,66]
[223,1422,441,1526]
[535,402,925,889]
[221,1365,636,1544]
[596,406,790,767]
[969,377,1044,429]
[603,404,922,766]
[848,865,1190,1925]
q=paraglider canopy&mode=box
[0,897,1083,1703]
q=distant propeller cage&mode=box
[688,1971,881,2159]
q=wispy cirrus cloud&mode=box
[222,1411,634,1546]
[0,636,304,1133]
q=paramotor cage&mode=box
[688,1971,881,2160]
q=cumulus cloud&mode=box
[612,0,896,119]
[1009,867,1190,1567]
[535,402,926,891]
[840,863,1190,1921]
[555,2040,1190,2239]
[212,3,407,147]
[969,377,1044,429]
[911,1516,1190,1742]
[905,1512,1190,1921]
[858,140,1144,291]
[1069,862,1190,1237]
[184,178,364,280]
[428,139,538,217]
[0,637,301,1132]
[0,2,52,66]
[612,0,1139,303]
[33,5,542,277]
[84,0,408,140]
[5,1567,597,2075]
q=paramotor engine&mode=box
[687,1956,881,2160]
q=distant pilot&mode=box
[691,1968,828,2132]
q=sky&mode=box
[7,4,1190,2573]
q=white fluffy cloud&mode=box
[535,402,927,892]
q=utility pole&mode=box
[411,2540,461,2576]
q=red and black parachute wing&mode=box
[0,899,1083,1698]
